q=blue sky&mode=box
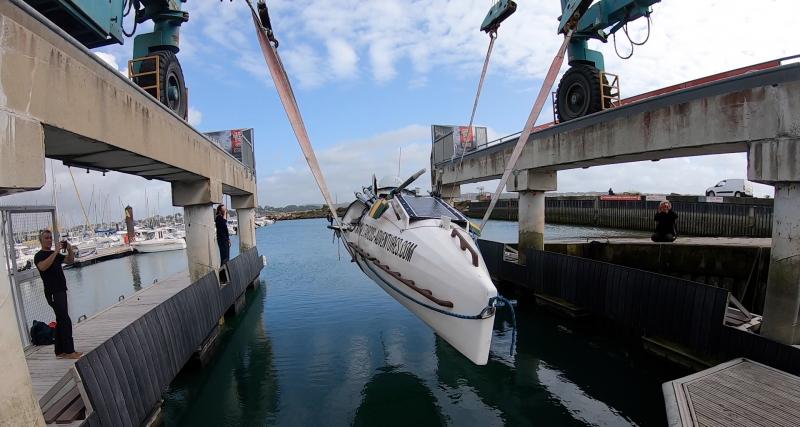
[4,0,799,224]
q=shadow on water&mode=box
[163,283,279,426]
[352,367,445,427]
[435,307,685,426]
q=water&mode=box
[159,219,679,426]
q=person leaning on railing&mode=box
[33,229,82,359]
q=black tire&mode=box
[555,65,609,122]
[133,50,188,120]
[706,191,715,197]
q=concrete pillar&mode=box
[231,194,257,252]
[518,190,546,263]
[440,184,460,203]
[0,113,45,195]
[236,208,256,251]
[748,138,800,344]
[172,179,222,282]
[760,183,800,344]
[0,222,46,426]
[183,205,219,283]
[507,170,557,265]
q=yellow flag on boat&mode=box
[369,199,389,219]
[468,221,482,236]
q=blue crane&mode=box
[482,0,660,122]
[23,0,190,119]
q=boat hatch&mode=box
[395,194,468,225]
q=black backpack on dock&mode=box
[30,320,55,345]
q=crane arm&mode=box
[558,0,659,42]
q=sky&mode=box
[2,0,798,226]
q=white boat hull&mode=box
[132,239,186,253]
[341,196,498,365]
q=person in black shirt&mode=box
[652,201,678,242]
[215,204,231,264]
[33,229,81,359]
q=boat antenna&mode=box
[398,147,402,177]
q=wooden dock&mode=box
[663,358,800,426]
[24,248,264,426]
[67,245,134,269]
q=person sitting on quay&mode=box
[34,229,82,359]
[651,201,678,243]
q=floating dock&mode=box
[25,248,263,426]
[663,358,800,427]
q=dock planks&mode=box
[25,271,191,408]
[663,358,800,427]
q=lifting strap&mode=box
[459,31,498,165]
[479,31,574,231]
[245,0,341,226]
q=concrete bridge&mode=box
[0,1,260,424]
[431,63,800,347]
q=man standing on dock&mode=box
[215,204,231,264]
[33,230,82,359]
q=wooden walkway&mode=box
[663,358,800,427]
[25,271,191,423]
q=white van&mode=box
[705,179,753,197]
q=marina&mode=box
[1,0,799,426]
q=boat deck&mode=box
[663,358,800,426]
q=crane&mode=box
[23,0,190,119]
[553,0,660,121]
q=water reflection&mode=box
[130,254,142,291]
[434,308,675,426]
[163,284,279,426]
[353,367,444,427]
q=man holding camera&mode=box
[34,229,82,359]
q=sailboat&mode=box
[337,170,499,365]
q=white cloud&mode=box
[327,38,358,80]
[259,125,432,206]
[187,107,203,127]
[93,51,125,74]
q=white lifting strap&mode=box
[479,31,574,231]
[246,0,341,226]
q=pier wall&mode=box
[545,241,771,313]
[466,196,774,237]
[479,240,800,375]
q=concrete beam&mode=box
[436,66,800,186]
[171,180,222,207]
[760,183,800,344]
[183,205,219,282]
[748,138,800,184]
[0,2,256,195]
[0,113,45,195]
[231,194,257,209]
[506,170,557,192]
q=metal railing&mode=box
[128,55,161,101]
[1,206,58,347]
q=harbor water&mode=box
[146,218,675,426]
